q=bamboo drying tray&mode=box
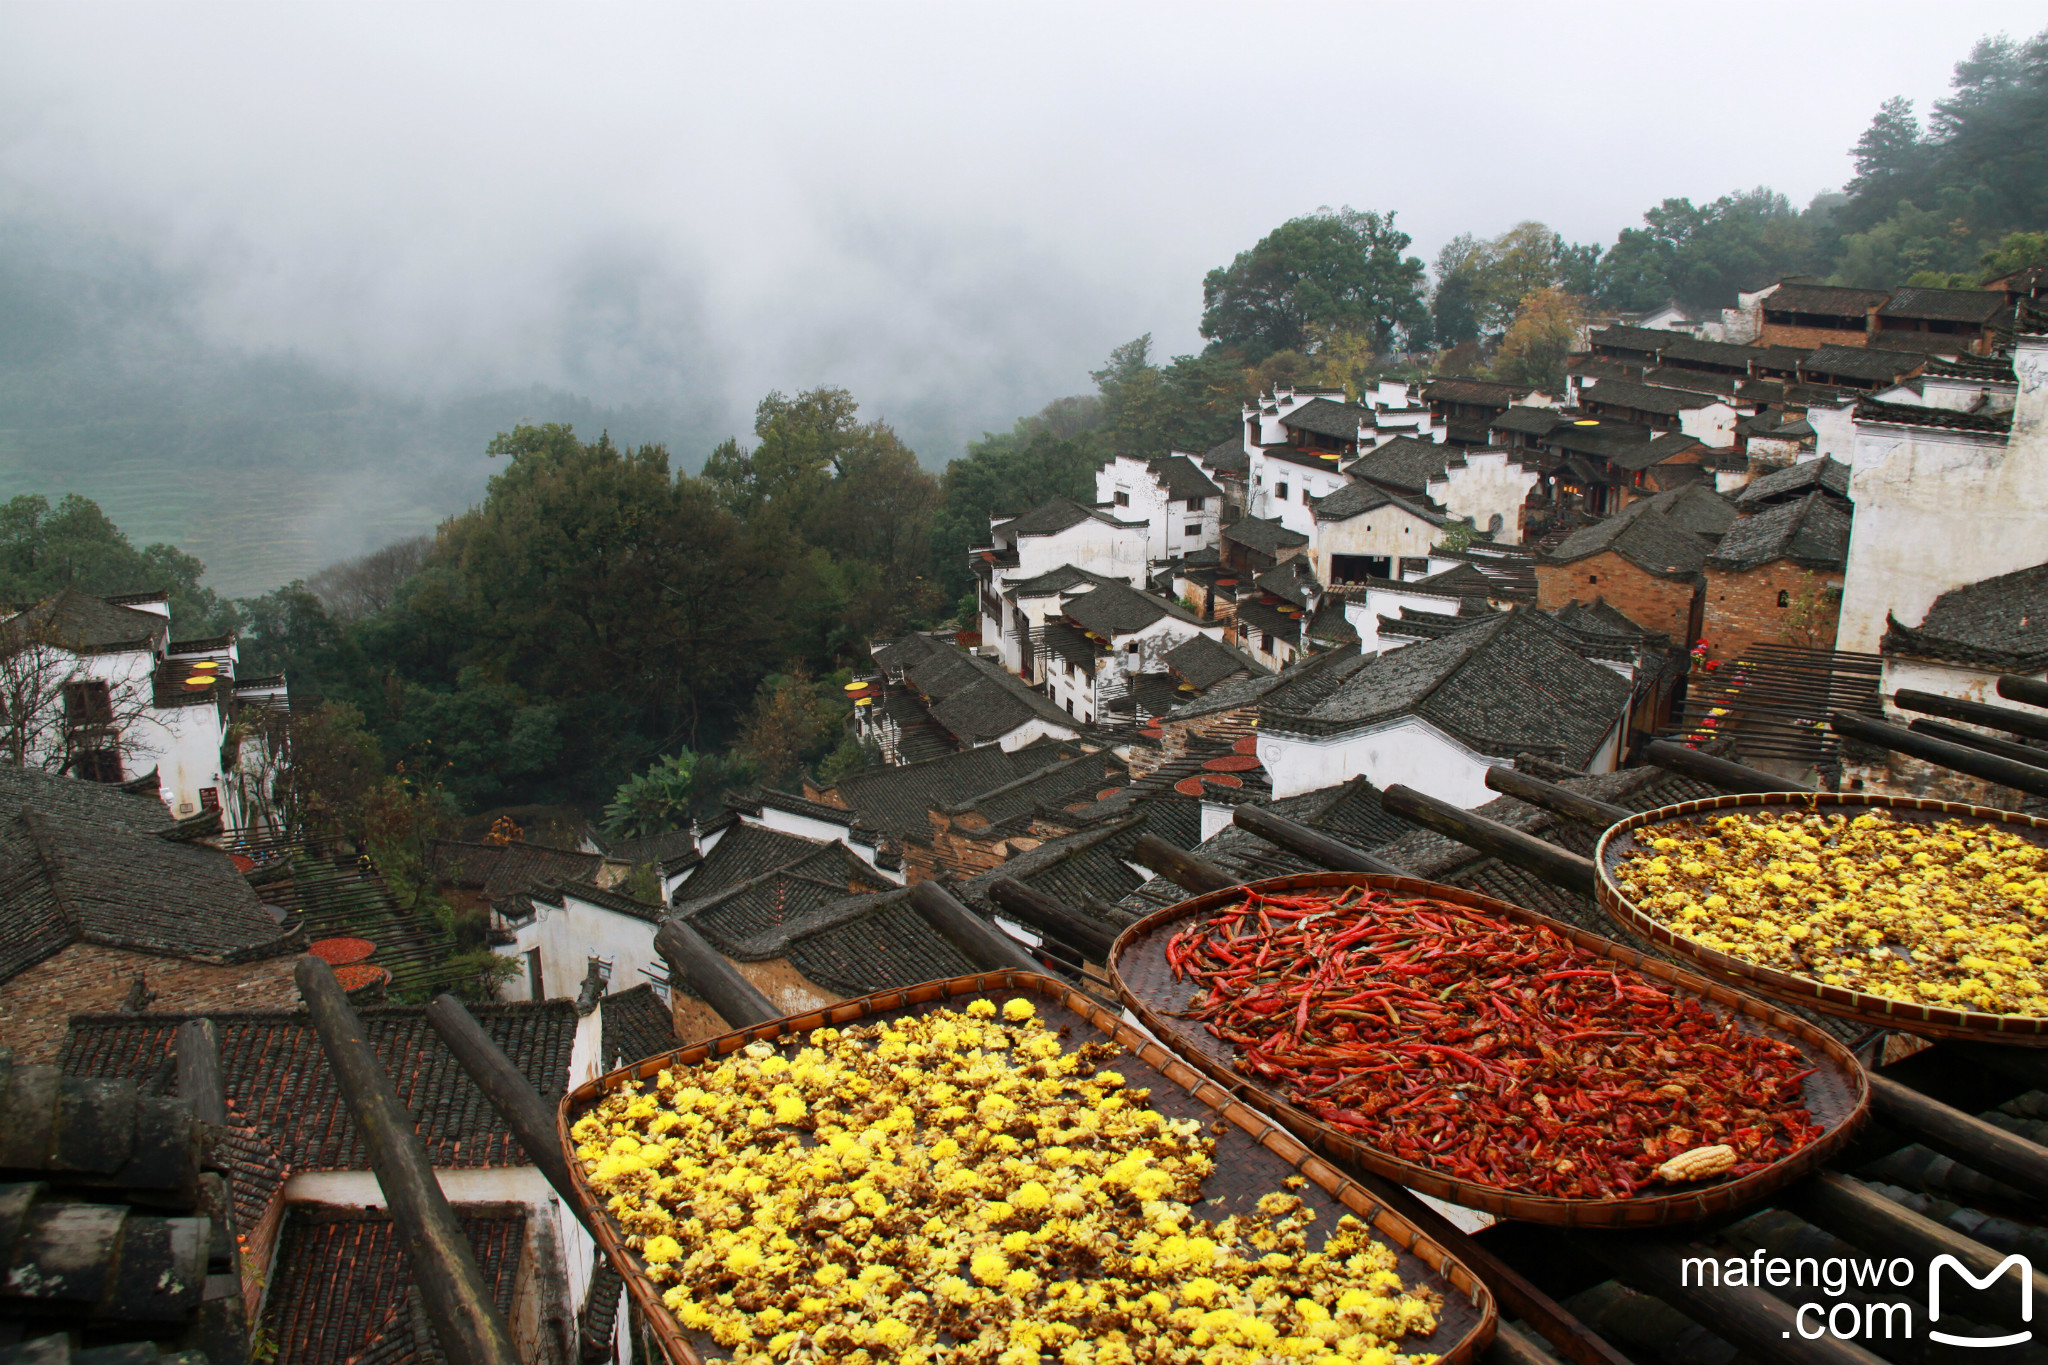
[1109,872,1868,1228]
[558,969,1496,1365]
[1597,791,2048,1045]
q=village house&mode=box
[1345,435,1543,545]
[1874,286,2013,356]
[1254,606,1634,805]
[1536,504,1709,645]
[1568,376,1749,448]
[1337,562,1500,653]
[1737,455,1851,508]
[1700,491,1852,663]
[859,630,1081,759]
[1218,514,1310,582]
[0,764,302,1063]
[1874,351,2019,415]
[1248,434,1352,536]
[1878,560,2048,725]
[1035,579,1226,726]
[971,497,1148,650]
[0,589,288,826]
[1308,478,1457,589]
[60,992,654,1365]
[1094,452,1224,564]
[1420,377,1556,449]
[1752,282,1891,350]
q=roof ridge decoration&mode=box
[1853,396,2014,436]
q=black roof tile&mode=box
[1854,396,2014,434]
[1738,456,1851,505]
[1221,517,1309,553]
[1706,491,1851,572]
[1881,560,2048,671]
[1544,506,1709,578]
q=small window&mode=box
[1301,487,1311,504]
[1126,641,1139,655]
[1184,524,1202,538]
[1262,630,1275,651]
[1113,490,1130,506]
[1778,589,1791,607]
[1186,497,1205,511]
[75,749,123,783]
[526,948,545,1002]
[1276,483,1289,501]
[63,679,114,726]
[1588,574,1599,584]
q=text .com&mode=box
[1681,1251,2033,1348]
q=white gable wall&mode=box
[1311,504,1443,586]
[1340,587,1461,653]
[1248,453,1347,536]
[494,893,663,1010]
[1259,715,1503,806]
[1427,452,1541,545]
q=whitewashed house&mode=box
[972,497,1148,654]
[0,588,286,825]
[1256,607,1632,806]
[1347,437,1542,545]
[1339,563,1501,653]
[1040,581,1228,726]
[1834,327,2046,659]
[1308,480,1457,587]
[1096,453,1224,564]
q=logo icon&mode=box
[1928,1253,2033,1348]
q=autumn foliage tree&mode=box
[1491,288,1588,394]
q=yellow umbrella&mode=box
[842,681,867,691]
[855,697,873,707]
[189,660,220,669]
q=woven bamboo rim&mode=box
[557,969,1497,1365]
[1107,872,1870,1228]
[1596,791,2048,1046]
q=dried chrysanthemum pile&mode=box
[573,997,1444,1364]
[1617,809,2048,1014]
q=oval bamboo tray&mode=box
[1108,872,1868,1228]
[1596,791,2048,1046]
[558,969,1496,1365]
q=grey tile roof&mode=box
[903,642,1079,744]
[1235,597,1301,647]
[1200,436,1249,477]
[1706,492,1851,572]
[0,765,176,834]
[603,828,698,867]
[1152,454,1223,500]
[2,589,169,653]
[780,891,981,996]
[1544,506,1709,579]
[1587,324,1676,355]
[950,748,1128,825]
[1489,406,1564,437]
[753,789,856,827]
[1003,565,1130,598]
[1221,516,1309,553]
[1551,597,1660,641]
[1854,396,2014,435]
[830,739,1073,836]
[1802,347,1924,384]
[525,878,668,925]
[1347,436,1453,494]
[598,983,676,1072]
[1881,559,2048,671]
[1384,562,1497,600]
[1764,283,1888,316]
[1621,483,1738,540]
[0,809,295,984]
[1263,607,1632,765]
[675,848,895,950]
[1060,581,1202,636]
[1279,398,1372,441]
[1311,479,1451,527]
[428,839,606,902]
[872,631,948,674]
[1163,633,1269,689]
[1659,337,1808,373]
[1738,456,1851,506]
[1545,426,1701,472]
[61,1000,579,1168]
[1580,378,1729,415]
[995,496,1138,538]
[1422,377,1533,407]
[677,823,832,898]
[1878,287,2010,324]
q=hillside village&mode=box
[3,268,2047,1365]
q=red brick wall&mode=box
[0,945,299,1064]
[1701,564,1843,662]
[1535,552,1700,643]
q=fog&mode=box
[1,1,2037,592]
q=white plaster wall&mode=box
[1677,403,1741,447]
[494,898,662,1011]
[1836,343,2047,654]
[1808,401,1860,463]
[1248,454,1346,536]
[751,808,900,883]
[1428,452,1540,545]
[1880,657,2043,722]
[1340,587,1460,654]
[1013,520,1147,584]
[1311,505,1441,585]
[1198,801,1233,843]
[1258,717,1501,805]
[66,647,227,817]
[996,716,1079,751]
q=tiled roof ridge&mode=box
[1853,396,2014,435]
[524,877,667,924]
[941,747,1114,816]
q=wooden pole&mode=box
[987,878,1118,960]
[1641,739,1811,794]
[295,956,519,1365]
[1892,688,2048,743]
[425,994,589,1233]
[1865,1071,2048,1202]
[1996,675,2048,711]
[1379,785,1595,894]
[1126,832,1238,894]
[1230,806,1412,876]
[1783,1171,2044,1328]
[1483,766,1631,829]
[173,1018,227,1127]
[904,882,1043,974]
[1906,718,2048,774]
[1828,711,2048,800]
[653,920,782,1030]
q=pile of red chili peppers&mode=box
[1165,886,1824,1199]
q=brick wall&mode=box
[0,944,299,1064]
[1535,552,1700,643]
[1759,322,1869,350]
[1702,563,1843,662]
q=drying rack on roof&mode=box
[1663,643,1883,768]
[253,849,467,999]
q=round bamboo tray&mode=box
[558,969,1496,1365]
[1108,872,1868,1228]
[1596,791,2048,1045]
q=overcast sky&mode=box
[3,1,2042,460]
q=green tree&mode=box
[930,425,1100,600]
[736,666,843,789]
[0,493,235,633]
[1595,190,1815,312]
[1492,289,1587,394]
[1430,223,1601,341]
[602,749,753,840]
[1200,207,1427,360]
[1089,336,1244,464]
[1980,230,2048,278]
